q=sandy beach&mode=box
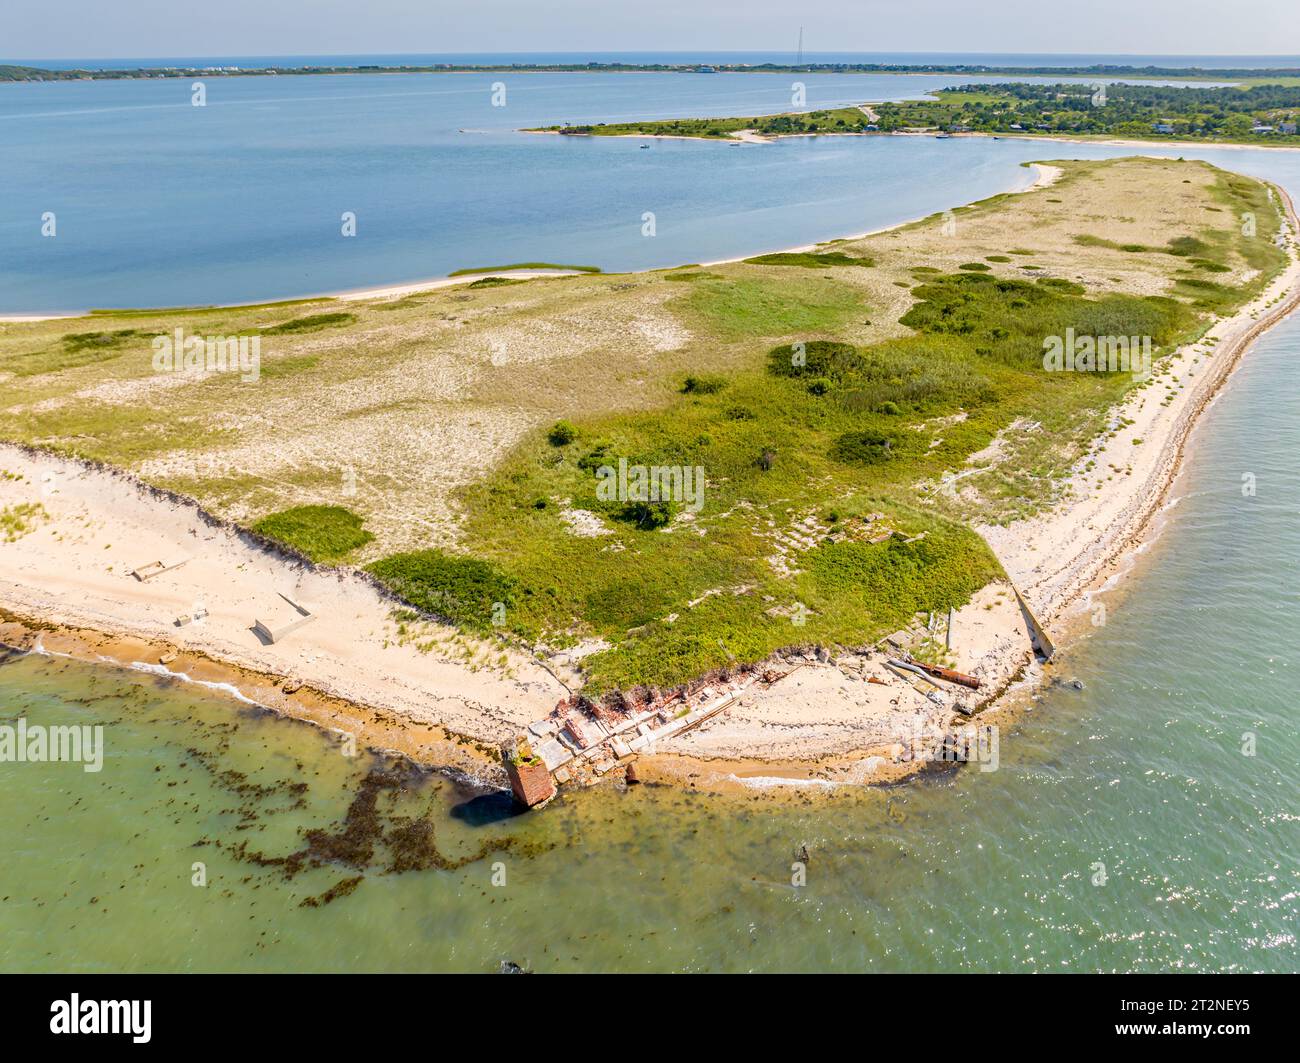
[2,170,1297,794]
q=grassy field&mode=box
[0,158,1286,691]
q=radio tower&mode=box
[796,26,804,68]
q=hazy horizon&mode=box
[9,50,1300,61]
[4,0,1297,62]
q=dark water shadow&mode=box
[450,790,526,827]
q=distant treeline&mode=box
[538,82,1300,147]
[875,83,1300,140]
[5,61,1300,83]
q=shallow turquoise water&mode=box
[2,318,1297,972]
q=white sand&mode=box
[0,449,565,744]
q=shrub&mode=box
[548,420,577,445]
[832,432,895,465]
[767,340,860,380]
[616,500,677,529]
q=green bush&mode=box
[367,549,514,632]
[616,500,677,529]
[767,340,861,380]
[548,420,577,445]
[251,505,374,564]
[831,432,895,465]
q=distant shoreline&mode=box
[3,60,1295,84]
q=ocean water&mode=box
[1,61,1298,973]
[0,70,1235,312]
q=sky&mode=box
[3,0,1297,61]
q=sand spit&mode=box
[3,176,1298,797]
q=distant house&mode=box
[694,65,716,73]
[1252,123,1275,134]
[865,123,879,131]
[1152,122,1175,134]
[948,124,972,133]
[1281,122,1298,135]
[1009,122,1024,130]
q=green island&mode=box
[0,157,1286,693]
[534,83,1300,146]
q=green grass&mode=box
[743,251,874,268]
[447,262,601,277]
[661,270,722,282]
[678,276,864,339]
[260,313,356,335]
[1,502,46,542]
[681,374,728,395]
[367,549,514,633]
[258,354,320,380]
[250,505,374,564]
[466,276,526,288]
[6,329,151,378]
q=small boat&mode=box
[639,143,650,149]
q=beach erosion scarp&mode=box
[2,166,1298,802]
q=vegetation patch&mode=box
[681,374,727,395]
[467,276,526,288]
[367,550,515,633]
[1,502,47,542]
[744,251,874,268]
[898,272,1195,369]
[448,262,600,276]
[251,505,374,563]
[680,276,863,339]
[261,313,356,335]
[7,328,151,378]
